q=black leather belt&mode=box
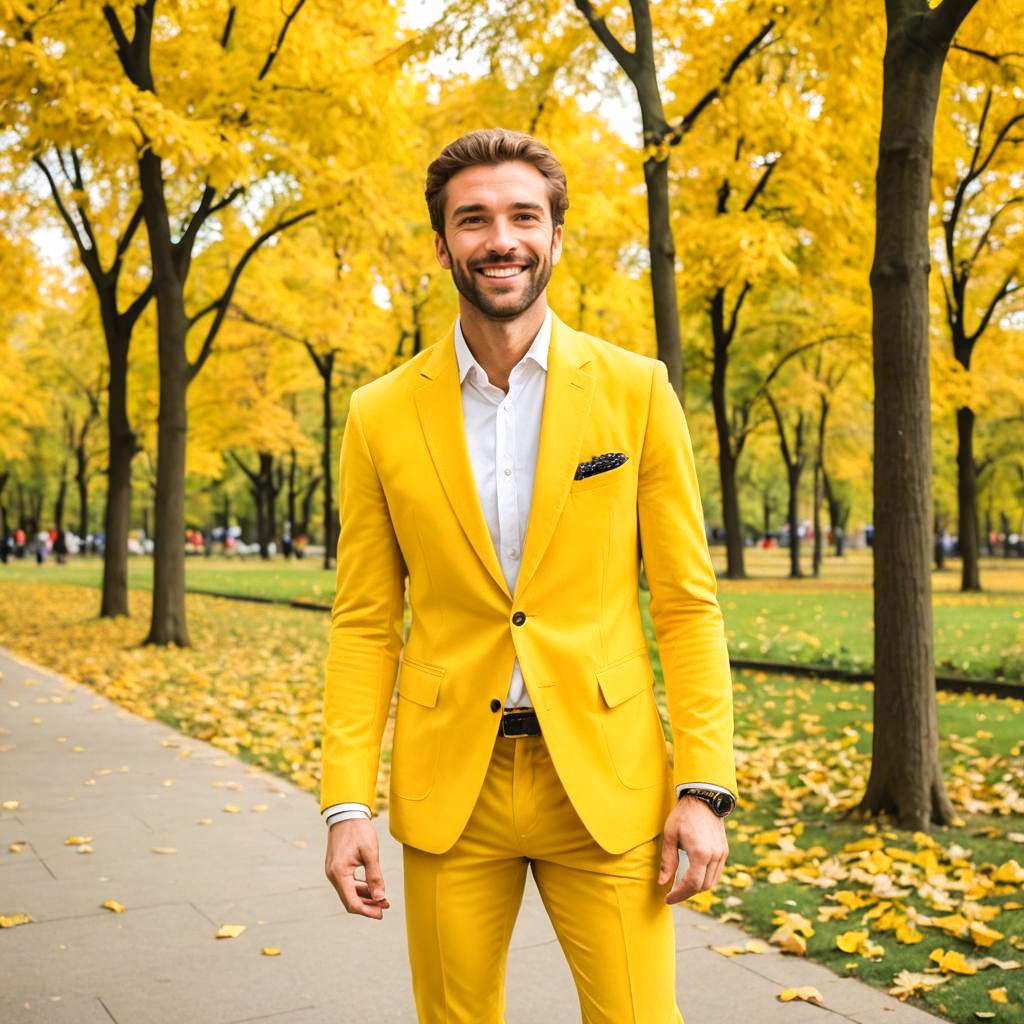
[499,708,541,737]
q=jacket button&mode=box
[512,611,526,626]
[490,699,502,713]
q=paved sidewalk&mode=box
[0,646,945,1024]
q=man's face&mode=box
[434,160,563,321]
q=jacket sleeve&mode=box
[636,359,737,799]
[320,388,408,812]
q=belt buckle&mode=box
[500,709,538,738]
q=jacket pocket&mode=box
[596,649,665,789]
[570,461,631,495]
[391,656,446,800]
[397,655,444,708]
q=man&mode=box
[322,128,737,1023]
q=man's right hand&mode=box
[325,818,390,920]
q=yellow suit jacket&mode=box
[320,310,737,855]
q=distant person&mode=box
[322,128,736,1023]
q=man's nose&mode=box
[484,216,517,256]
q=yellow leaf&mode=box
[712,945,742,957]
[101,899,124,913]
[63,835,93,845]
[994,860,1024,883]
[837,930,869,953]
[223,804,241,814]
[0,913,33,928]
[930,948,977,975]
[262,946,281,955]
[969,922,1004,948]
[777,987,824,1005]
[2,800,20,809]
[988,987,1008,1003]
[889,970,949,1001]
[8,842,26,853]
[896,922,924,944]
[216,924,246,939]
[151,847,177,855]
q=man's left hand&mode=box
[658,796,729,904]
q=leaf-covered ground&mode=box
[0,581,1022,1022]
[4,549,1023,682]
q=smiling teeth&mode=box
[480,267,523,278]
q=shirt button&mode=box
[503,402,511,411]
[490,699,502,713]
[512,611,526,626]
[509,549,518,559]
[504,467,512,476]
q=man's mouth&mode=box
[475,264,529,280]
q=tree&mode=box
[933,40,1024,591]
[860,0,982,830]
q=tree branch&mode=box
[969,272,1020,347]
[220,5,236,48]
[33,156,97,279]
[573,0,638,78]
[666,20,775,145]
[742,157,780,212]
[258,0,307,81]
[922,0,981,48]
[186,207,316,381]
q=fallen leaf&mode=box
[777,987,824,1005]
[262,946,281,956]
[0,913,33,927]
[8,842,26,853]
[223,804,240,814]
[988,987,1008,1003]
[888,970,949,1001]
[151,847,177,855]
[101,900,125,913]
[2,800,20,809]
[63,836,92,845]
[215,924,246,939]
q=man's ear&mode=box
[551,223,563,265]
[434,232,451,269]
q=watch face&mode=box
[711,793,735,816]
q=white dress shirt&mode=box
[323,308,730,828]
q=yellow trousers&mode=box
[403,733,684,1023]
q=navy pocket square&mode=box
[574,452,629,481]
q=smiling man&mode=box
[321,129,738,1023]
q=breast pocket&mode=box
[570,461,632,496]
[595,649,666,789]
[390,656,445,801]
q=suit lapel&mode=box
[514,314,594,602]
[413,311,595,604]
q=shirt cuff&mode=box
[675,782,735,801]
[323,802,372,827]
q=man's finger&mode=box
[657,829,679,886]
[354,881,390,907]
[338,871,386,919]
[666,847,709,904]
[363,852,387,903]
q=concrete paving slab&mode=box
[0,646,948,1024]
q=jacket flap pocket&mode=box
[596,649,651,708]
[398,657,445,708]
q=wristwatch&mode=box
[679,787,735,818]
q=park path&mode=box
[0,646,945,1024]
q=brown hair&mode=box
[424,128,569,236]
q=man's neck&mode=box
[458,299,548,393]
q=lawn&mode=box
[0,580,1021,1023]
[4,547,1023,683]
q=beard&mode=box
[446,241,555,321]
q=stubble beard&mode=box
[447,242,555,322]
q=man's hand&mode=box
[325,818,390,920]
[657,796,729,905]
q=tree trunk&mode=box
[299,474,320,542]
[140,146,191,647]
[812,395,829,577]
[100,324,136,618]
[859,4,972,829]
[53,462,68,564]
[322,352,336,570]
[286,447,297,558]
[955,405,981,591]
[786,463,803,579]
[76,440,90,543]
[0,471,8,564]
[641,147,684,400]
[710,290,746,578]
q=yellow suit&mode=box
[320,310,737,852]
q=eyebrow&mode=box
[451,201,546,218]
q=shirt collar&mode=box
[454,307,552,385]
